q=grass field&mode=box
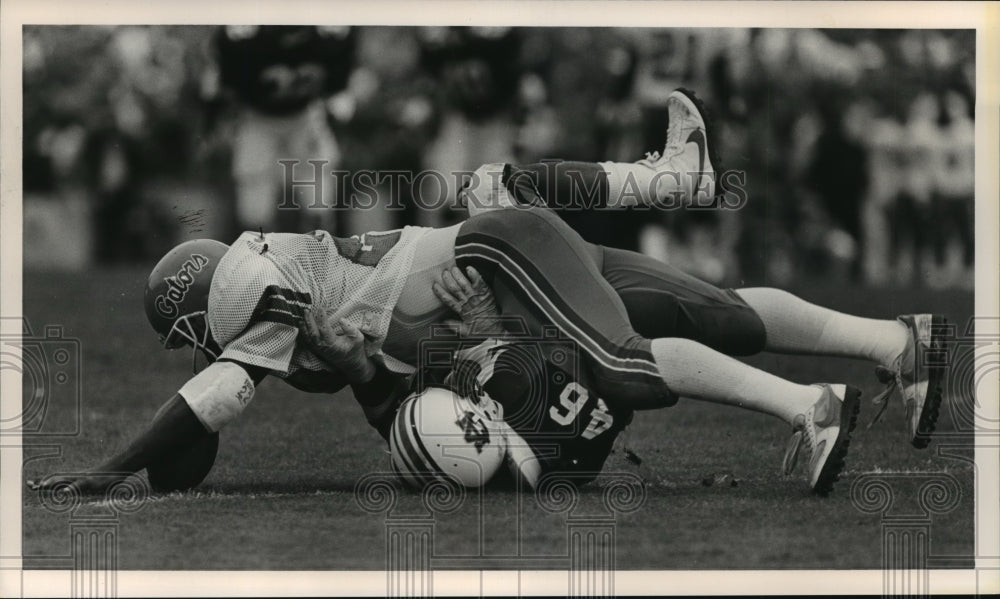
[20,268,977,570]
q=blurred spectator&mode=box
[417,27,525,228]
[630,29,734,284]
[889,92,939,286]
[23,26,209,263]
[797,94,870,280]
[330,27,439,235]
[209,25,355,235]
[859,107,902,287]
[22,26,975,287]
[560,30,648,254]
[931,89,975,288]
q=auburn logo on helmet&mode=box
[154,254,210,318]
[456,411,490,453]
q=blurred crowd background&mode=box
[23,26,975,289]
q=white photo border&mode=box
[2,1,998,596]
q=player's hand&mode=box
[26,471,128,497]
[300,310,377,384]
[432,266,504,337]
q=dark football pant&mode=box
[600,246,765,356]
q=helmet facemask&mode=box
[161,311,222,373]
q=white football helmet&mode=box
[390,387,507,489]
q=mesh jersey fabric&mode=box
[208,227,429,378]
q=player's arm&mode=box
[499,421,542,490]
[29,360,266,495]
[297,309,410,440]
[433,267,546,488]
[300,309,377,383]
[350,367,411,441]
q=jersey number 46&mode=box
[549,382,614,440]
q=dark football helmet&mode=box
[144,239,229,371]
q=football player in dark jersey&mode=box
[416,26,524,228]
[374,314,636,491]
[211,25,356,233]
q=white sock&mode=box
[736,288,909,366]
[650,337,821,425]
[599,161,656,208]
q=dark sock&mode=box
[505,161,610,210]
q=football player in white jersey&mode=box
[29,89,946,497]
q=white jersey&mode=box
[207,227,429,386]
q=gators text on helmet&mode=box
[144,239,230,370]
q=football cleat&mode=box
[782,384,861,496]
[636,88,721,206]
[869,314,948,448]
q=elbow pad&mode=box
[178,361,255,432]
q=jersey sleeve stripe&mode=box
[267,295,310,309]
[256,309,301,328]
[249,285,312,328]
[268,285,312,305]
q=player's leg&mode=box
[456,207,826,421]
[734,288,907,363]
[456,207,858,493]
[593,247,811,420]
[598,246,766,356]
[599,244,944,448]
[734,287,946,448]
[461,89,720,215]
[601,87,721,208]
[455,206,674,410]
[598,250,868,491]
[651,336,858,495]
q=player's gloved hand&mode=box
[300,309,377,384]
[26,470,128,497]
[432,266,504,337]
